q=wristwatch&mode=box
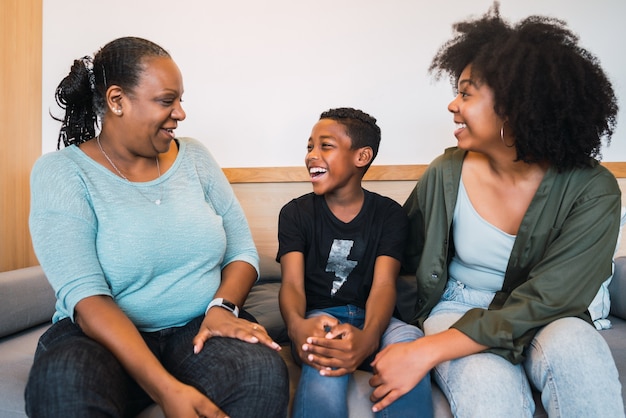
[205,297,239,317]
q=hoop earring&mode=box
[500,122,515,148]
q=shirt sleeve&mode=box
[276,198,308,261]
[29,152,112,322]
[193,141,260,277]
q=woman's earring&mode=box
[501,122,515,148]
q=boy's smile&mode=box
[309,166,327,180]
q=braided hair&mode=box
[319,107,382,170]
[53,37,170,149]
[429,2,618,170]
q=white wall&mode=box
[43,0,626,167]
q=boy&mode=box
[277,108,432,417]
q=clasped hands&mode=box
[292,315,377,377]
[293,315,432,413]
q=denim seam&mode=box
[432,364,458,415]
[529,338,560,417]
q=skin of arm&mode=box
[302,255,399,377]
[369,328,488,412]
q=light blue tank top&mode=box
[448,179,516,292]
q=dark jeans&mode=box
[25,316,289,418]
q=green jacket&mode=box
[404,147,621,363]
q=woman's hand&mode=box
[369,329,487,412]
[301,323,378,376]
[369,340,430,412]
[158,378,230,418]
[192,307,281,354]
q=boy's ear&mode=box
[355,147,373,168]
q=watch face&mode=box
[222,300,236,311]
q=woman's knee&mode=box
[526,317,616,379]
[434,353,534,418]
[170,337,289,403]
[525,317,623,416]
[25,336,134,417]
[529,317,609,355]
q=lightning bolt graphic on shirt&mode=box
[325,239,357,297]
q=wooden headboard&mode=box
[224,163,626,184]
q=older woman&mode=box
[26,37,288,418]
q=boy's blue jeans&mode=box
[292,305,433,418]
[25,316,289,418]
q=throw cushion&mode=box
[588,207,626,330]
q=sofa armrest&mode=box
[609,256,626,320]
[0,266,55,338]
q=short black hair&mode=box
[429,2,618,170]
[319,107,381,171]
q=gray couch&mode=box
[1,259,625,417]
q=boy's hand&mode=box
[289,315,339,368]
[302,323,378,376]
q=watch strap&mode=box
[205,297,240,317]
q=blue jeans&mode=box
[25,316,289,418]
[424,279,625,418]
[292,305,433,418]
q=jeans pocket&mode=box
[441,279,461,302]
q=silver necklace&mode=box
[96,136,163,205]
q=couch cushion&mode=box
[0,267,55,338]
[243,281,288,343]
[610,257,626,320]
[0,323,49,417]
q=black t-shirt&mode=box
[277,189,408,311]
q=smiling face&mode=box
[118,56,186,156]
[305,119,363,196]
[448,65,505,152]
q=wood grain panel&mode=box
[0,0,42,271]
[603,162,626,179]
[224,163,626,183]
